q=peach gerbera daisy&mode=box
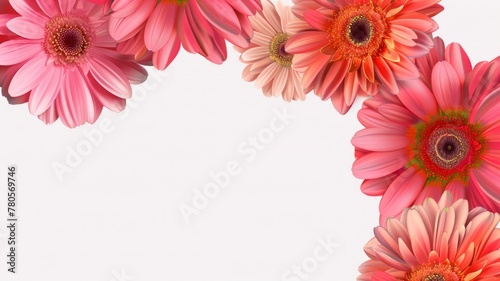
[352,37,500,224]
[358,192,500,281]
[109,0,262,70]
[286,0,443,114]
[0,0,147,127]
[235,0,309,101]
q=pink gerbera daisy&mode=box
[285,0,443,114]
[109,0,262,70]
[358,192,500,281]
[352,37,500,224]
[235,0,309,101]
[0,0,147,128]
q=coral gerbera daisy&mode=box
[235,0,309,101]
[285,0,443,114]
[358,192,500,281]
[352,37,500,224]
[0,0,147,128]
[109,0,262,70]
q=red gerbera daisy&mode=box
[286,0,443,114]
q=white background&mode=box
[1,0,500,280]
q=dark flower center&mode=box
[44,14,95,66]
[411,113,484,184]
[348,16,373,46]
[56,27,86,56]
[428,128,469,170]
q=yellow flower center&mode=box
[405,261,463,281]
[269,33,293,67]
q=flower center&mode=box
[405,261,463,281]
[410,112,484,184]
[269,33,293,67]
[348,15,373,46]
[429,128,469,169]
[323,3,387,63]
[44,14,95,66]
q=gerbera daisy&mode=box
[0,0,147,128]
[0,0,17,88]
[358,192,500,281]
[235,0,309,101]
[285,0,443,114]
[352,37,500,224]
[109,0,262,70]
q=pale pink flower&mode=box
[358,193,500,281]
[235,0,309,101]
[109,0,262,70]
[352,37,500,224]
[0,0,147,127]
[286,0,443,114]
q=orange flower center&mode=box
[269,33,293,67]
[405,261,463,281]
[409,112,484,184]
[44,14,94,66]
[323,3,388,63]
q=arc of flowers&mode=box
[2,0,500,280]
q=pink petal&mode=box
[431,61,462,110]
[6,16,44,39]
[87,75,126,113]
[352,149,409,179]
[374,56,399,94]
[10,0,47,22]
[57,70,103,127]
[0,39,42,65]
[144,3,176,52]
[413,183,443,205]
[152,31,181,70]
[197,0,241,35]
[352,128,409,151]
[8,52,47,96]
[317,60,349,98]
[286,31,328,54]
[28,64,63,115]
[255,63,279,88]
[109,0,155,41]
[36,0,60,18]
[361,173,399,196]
[89,54,131,99]
[38,104,58,124]
[471,87,500,126]
[397,79,438,120]
[379,167,425,220]
[445,42,472,86]
[386,54,419,80]
[471,163,500,204]
[304,9,330,30]
[58,0,77,14]
[378,103,418,125]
